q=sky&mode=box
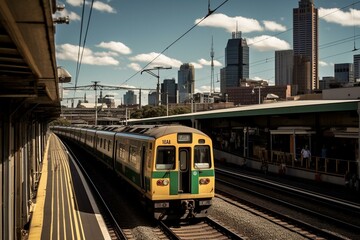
[54,0,360,106]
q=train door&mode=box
[178,147,191,193]
[140,145,146,190]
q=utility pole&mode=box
[210,36,215,94]
[141,66,172,106]
[92,81,99,125]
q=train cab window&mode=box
[156,146,175,170]
[179,149,189,171]
[194,145,211,169]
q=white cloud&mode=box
[196,13,286,34]
[93,1,116,13]
[57,43,119,66]
[94,51,119,57]
[66,0,116,13]
[247,35,291,51]
[319,61,329,67]
[97,41,131,55]
[196,13,263,33]
[54,9,80,21]
[198,58,222,67]
[319,8,360,27]
[263,20,287,32]
[190,62,203,69]
[66,0,82,7]
[128,63,142,71]
[130,52,182,68]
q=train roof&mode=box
[96,124,207,139]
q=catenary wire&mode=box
[120,0,229,86]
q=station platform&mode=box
[28,133,111,240]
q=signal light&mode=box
[199,178,210,185]
[156,179,169,186]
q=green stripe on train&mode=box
[152,169,214,178]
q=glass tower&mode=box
[293,0,318,94]
[220,31,249,94]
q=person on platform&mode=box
[301,145,311,168]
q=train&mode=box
[52,124,215,220]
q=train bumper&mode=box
[153,199,212,220]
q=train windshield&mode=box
[194,145,211,169]
[156,146,175,170]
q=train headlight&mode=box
[199,178,210,185]
[156,179,169,186]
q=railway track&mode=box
[216,168,360,239]
[158,217,246,240]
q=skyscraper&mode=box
[293,0,318,94]
[161,78,178,104]
[124,90,137,105]
[275,50,294,86]
[354,54,360,82]
[178,63,195,103]
[220,31,249,94]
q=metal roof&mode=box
[128,100,360,123]
[0,0,61,121]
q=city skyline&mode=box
[55,0,360,106]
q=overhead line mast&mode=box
[210,36,215,94]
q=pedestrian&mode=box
[301,145,311,168]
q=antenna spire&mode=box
[210,36,215,94]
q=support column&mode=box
[357,104,360,178]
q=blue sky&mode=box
[55,0,360,106]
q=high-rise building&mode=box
[334,63,354,85]
[275,50,294,86]
[293,0,318,94]
[354,54,360,82]
[220,31,249,94]
[178,63,195,103]
[161,78,177,104]
[148,91,157,106]
[123,90,137,105]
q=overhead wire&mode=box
[75,0,95,89]
[75,0,86,89]
[241,1,360,71]
[120,0,229,86]
[200,1,360,83]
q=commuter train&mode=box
[52,124,215,220]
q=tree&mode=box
[130,105,191,119]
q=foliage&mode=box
[49,118,71,126]
[130,105,191,119]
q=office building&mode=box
[178,63,195,103]
[220,31,249,94]
[161,78,178,104]
[293,0,318,94]
[275,50,293,86]
[148,91,157,106]
[123,90,137,105]
[354,54,360,82]
[334,63,354,85]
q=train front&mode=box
[150,130,215,220]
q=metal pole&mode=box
[157,74,160,106]
[166,92,169,116]
[258,87,261,104]
[94,81,98,125]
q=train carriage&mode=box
[52,124,215,220]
